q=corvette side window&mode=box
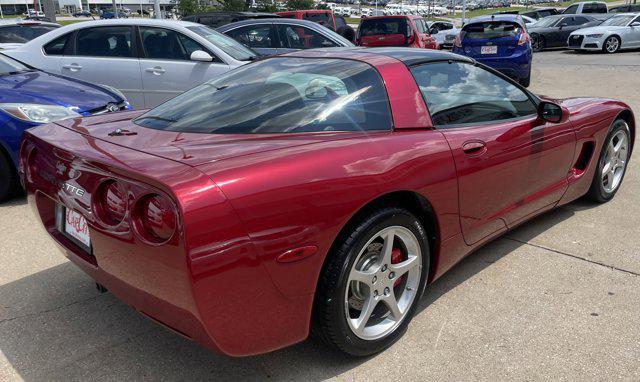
[410,62,537,127]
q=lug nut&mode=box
[382,264,388,272]
[372,276,377,284]
[389,272,395,279]
[373,290,379,297]
[384,287,390,296]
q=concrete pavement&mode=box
[1,50,639,381]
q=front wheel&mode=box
[586,119,631,202]
[603,35,621,54]
[313,208,429,356]
[0,151,19,202]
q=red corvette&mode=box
[20,48,633,357]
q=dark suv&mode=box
[182,11,277,28]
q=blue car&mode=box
[0,54,130,201]
[453,14,532,87]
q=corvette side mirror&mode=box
[538,101,567,123]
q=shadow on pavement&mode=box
[0,203,588,381]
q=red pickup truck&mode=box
[276,10,355,41]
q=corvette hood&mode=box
[53,109,364,166]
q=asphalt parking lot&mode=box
[1,49,639,381]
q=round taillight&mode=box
[95,180,127,225]
[135,194,176,243]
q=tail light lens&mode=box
[134,194,176,243]
[518,32,530,46]
[95,180,127,225]
[454,34,462,48]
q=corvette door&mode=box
[410,61,575,245]
[138,26,230,108]
[60,26,144,108]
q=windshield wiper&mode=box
[135,115,177,123]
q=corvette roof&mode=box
[281,47,475,67]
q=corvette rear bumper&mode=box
[21,125,316,357]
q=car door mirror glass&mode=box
[190,50,213,62]
[539,101,564,123]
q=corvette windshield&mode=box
[134,57,392,133]
[600,15,635,26]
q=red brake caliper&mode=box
[391,248,403,287]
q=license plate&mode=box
[481,46,498,54]
[58,206,91,251]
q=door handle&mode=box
[145,66,166,75]
[462,140,487,156]
[62,63,82,71]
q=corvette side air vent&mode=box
[574,141,595,171]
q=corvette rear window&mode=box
[134,57,392,133]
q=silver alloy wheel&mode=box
[344,226,422,340]
[605,36,620,53]
[601,125,629,193]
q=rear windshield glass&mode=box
[134,57,392,134]
[360,18,408,36]
[304,12,333,29]
[463,21,521,39]
[0,25,58,43]
[186,25,257,61]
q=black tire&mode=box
[585,118,631,202]
[0,149,20,202]
[313,207,429,356]
[337,26,356,43]
[532,34,545,52]
[519,69,531,87]
[602,35,621,54]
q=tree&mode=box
[177,0,203,16]
[286,0,315,10]
[254,0,278,12]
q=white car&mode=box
[568,13,640,53]
[0,19,59,50]
[4,19,258,109]
[427,21,459,49]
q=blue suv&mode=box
[453,14,532,87]
[0,54,130,201]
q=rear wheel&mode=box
[586,119,631,202]
[313,208,429,356]
[603,35,621,53]
[0,150,19,202]
[532,35,545,52]
[519,69,531,87]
